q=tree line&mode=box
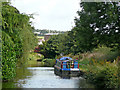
[2,2,37,81]
[39,2,120,58]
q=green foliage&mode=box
[39,34,63,58]
[77,47,120,88]
[85,63,119,88]
[42,58,56,67]
[39,32,77,58]
[26,52,44,67]
[92,46,120,62]
[74,2,120,51]
[2,2,37,81]
[2,31,16,80]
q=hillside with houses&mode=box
[34,29,66,45]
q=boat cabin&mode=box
[55,59,79,70]
[54,57,80,77]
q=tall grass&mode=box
[92,46,120,62]
[73,46,120,88]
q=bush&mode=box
[85,63,119,88]
[79,58,90,71]
[2,31,17,81]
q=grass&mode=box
[26,52,44,67]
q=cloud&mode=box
[11,0,80,31]
[38,0,60,14]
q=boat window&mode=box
[65,60,78,68]
[66,62,70,68]
[70,61,74,68]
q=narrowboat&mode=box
[54,57,80,78]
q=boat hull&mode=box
[54,65,80,78]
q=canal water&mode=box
[2,67,94,88]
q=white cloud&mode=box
[11,0,81,31]
[39,0,59,14]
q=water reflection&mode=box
[2,67,33,88]
[20,67,80,88]
[2,67,94,88]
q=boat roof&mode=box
[59,57,73,60]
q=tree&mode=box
[39,32,72,58]
[2,2,37,80]
[74,2,120,52]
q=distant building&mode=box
[34,32,40,35]
[38,38,45,45]
[34,32,59,44]
[44,33,59,41]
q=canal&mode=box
[2,67,94,88]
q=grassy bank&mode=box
[26,52,55,67]
[79,47,119,88]
[84,61,119,88]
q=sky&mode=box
[11,0,81,31]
